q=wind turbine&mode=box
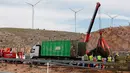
[106,14,118,27]
[128,21,130,26]
[26,0,42,29]
[70,8,83,32]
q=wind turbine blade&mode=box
[34,0,42,6]
[69,8,75,12]
[113,15,118,18]
[76,8,84,12]
[106,14,112,18]
[26,2,33,6]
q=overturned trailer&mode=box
[88,31,111,58]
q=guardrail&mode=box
[0,58,129,71]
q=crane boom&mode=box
[84,2,101,42]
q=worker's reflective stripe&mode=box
[97,55,102,60]
[84,55,88,60]
[89,55,93,61]
[107,57,111,62]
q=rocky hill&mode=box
[0,28,82,48]
[0,26,129,52]
[87,26,130,52]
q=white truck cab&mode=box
[30,45,41,59]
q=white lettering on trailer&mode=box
[55,46,61,51]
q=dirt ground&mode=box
[0,63,129,73]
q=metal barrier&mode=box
[0,58,129,71]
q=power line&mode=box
[26,0,42,29]
[70,8,83,32]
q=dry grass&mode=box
[0,26,130,52]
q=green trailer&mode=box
[41,40,71,57]
[30,40,86,58]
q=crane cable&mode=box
[98,7,102,47]
[98,7,102,30]
[98,7,112,56]
[95,6,102,55]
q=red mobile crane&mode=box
[84,2,101,42]
[84,2,110,57]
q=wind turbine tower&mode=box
[26,0,42,29]
[128,22,130,26]
[106,14,118,27]
[70,8,83,32]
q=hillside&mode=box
[87,26,130,52]
[0,28,82,50]
[0,26,130,52]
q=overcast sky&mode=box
[0,0,129,33]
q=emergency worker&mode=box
[89,55,93,61]
[82,54,88,61]
[97,55,102,61]
[107,56,112,62]
[93,56,97,62]
[114,52,119,62]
